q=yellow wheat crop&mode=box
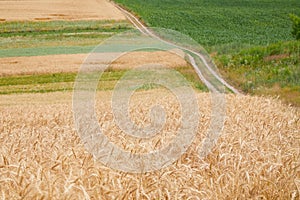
[0,91,299,199]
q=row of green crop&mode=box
[0,71,123,94]
[0,20,131,35]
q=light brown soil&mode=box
[0,51,188,76]
[264,54,289,61]
[0,0,125,21]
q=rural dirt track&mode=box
[114,3,240,94]
[0,0,125,21]
[0,91,299,198]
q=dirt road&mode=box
[114,3,240,94]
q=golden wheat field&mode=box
[0,90,299,199]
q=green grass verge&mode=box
[215,40,300,106]
[0,20,130,35]
[0,70,125,94]
[0,46,95,58]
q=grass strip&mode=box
[0,66,206,94]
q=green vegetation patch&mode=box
[0,46,95,58]
[215,41,300,106]
[0,20,132,57]
[0,20,130,35]
[0,65,206,94]
[114,0,300,106]
[114,0,300,48]
[0,71,124,94]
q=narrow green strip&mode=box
[0,46,96,58]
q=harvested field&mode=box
[0,51,188,76]
[0,91,299,199]
[0,0,125,21]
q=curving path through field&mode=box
[113,3,240,94]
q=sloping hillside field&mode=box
[114,0,300,106]
[0,0,299,199]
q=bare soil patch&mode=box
[0,51,188,76]
[264,53,289,61]
[0,0,125,21]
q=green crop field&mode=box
[114,0,300,106]
[114,0,300,47]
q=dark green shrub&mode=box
[290,14,300,40]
